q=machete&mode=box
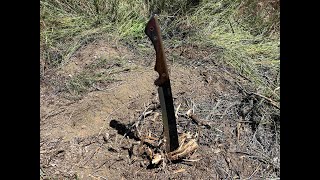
[145,15,179,152]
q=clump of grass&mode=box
[177,0,280,100]
[234,0,280,37]
[65,71,114,96]
[40,0,117,68]
[64,56,132,97]
[40,0,201,68]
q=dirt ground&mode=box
[40,39,280,179]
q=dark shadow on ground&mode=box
[109,119,140,141]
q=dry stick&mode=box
[231,151,279,170]
[67,109,75,122]
[42,108,66,121]
[182,110,224,133]
[220,102,239,120]
[175,103,182,119]
[88,174,100,180]
[273,87,280,93]
[272,87,280,100]
[252,92,280,110]
[130,103,154,132]
[40,167,46,179]
[173,168,186,174]
[119,109,153,144]
[118,101,158,147]
[236,82,280,110]
[252,146,279,169]
[235,120,252,123]
[182,158,201,162]
[205,100,222,120]
[136,109,153,127]
[244,163,262,180]
[213,166,221,180]
[248,155,279,170]
[79,143,104,167]
[252,124,265,151]
[227,18,235,33]
[95,157,109,170]
[218,165,231,179]
[192,100,196,114]
[237,122,241,141]
[186,109,211,128]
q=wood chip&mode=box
[151,154,162,164]
[152,112,159,121]
[145,147,153,160]
[173,168,186,174]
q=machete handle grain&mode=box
[145,14,169,86]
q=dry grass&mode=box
[40,0,280,178]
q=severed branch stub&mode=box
[138,132,199,166]
[167,134,199,161]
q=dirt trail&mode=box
[40,39,280,179]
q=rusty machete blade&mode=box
[158,80,179,152]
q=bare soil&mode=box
[40,39,280,179]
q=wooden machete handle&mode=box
[145,14,169,86]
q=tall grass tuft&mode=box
[40,0,279,99]
[180,0,280,99]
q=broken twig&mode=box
[186,109,211,129]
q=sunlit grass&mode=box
[40,0,279,100]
